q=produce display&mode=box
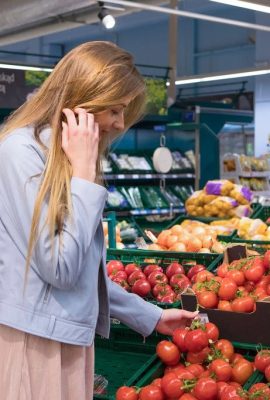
[237,217,270,242]
[192,251,270,312]
[185,180,252,218]
[106,258,209,304]
[115,320,266,400]
[149,223,225,253]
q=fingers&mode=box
[74,107,87,129]
[61,121,69,150]
[180,309,199,319]
[62,108,77,131]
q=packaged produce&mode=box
[107,186,130,209]
[229,184,252,204]
[205,179,235,196]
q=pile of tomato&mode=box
[106,259,207,303]
[192,251,270,313]
[116,321,270,400]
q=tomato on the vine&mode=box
[186,346,210,364]
[218,278,238,301]
[231,359,253,384]
[156,340,181,366]
[161,372,184,398]
[254,350,270,372]
[172,328,188,352]
[193,377,218,400]
[138,385,164,400]
[248,383,270,400]
[231,296,255,313]
[184,328,209,353]
[197,291,219,308]
[214,339,234,361]
[209,359,232,382]
[204,322,219,342]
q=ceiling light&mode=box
[98,4,116,29]
[210,0,270,14]
[174,65,270,85]
[0,63,53,72]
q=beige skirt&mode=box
[0,324,94,400]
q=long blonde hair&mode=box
[0,41,146,275]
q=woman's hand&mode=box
[62,108,99,182]
[155,309,199,336]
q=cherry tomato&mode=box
[193,377,218,400]
[116,386,138,400]
[156,340,181,366]
[172,328,188,352]
[205,322,219,342]
[218,278,238,301]
[139,385,164,400]
[184,328,209,353]
[209,359,232,382]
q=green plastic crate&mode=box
[94,337,157,400]
[250,204,269,221]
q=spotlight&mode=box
[98,5,116,29]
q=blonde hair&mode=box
[0,41,146,276]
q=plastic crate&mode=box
[94,336,157,400]
[107,248,223,309]
[250,205,270,222]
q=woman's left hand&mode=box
[155,309,199,336]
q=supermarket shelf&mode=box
[105,207,185,217]
[223,171,270,178]
[104,173,195,180]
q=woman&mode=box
[0,41,197,399]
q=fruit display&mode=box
[185,180,252,218]
[102,221,125,249]
[116,320,263,400]
[106,258,211,304]
[191,251,270,312]
[149,223,226,253]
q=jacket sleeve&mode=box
[108,278,163,337]
[0,134,108,289]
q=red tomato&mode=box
[231,359,253,384]
[176,370,195,380]
[205,322,219,342]
[110,270,128,281]
[184,328,209,353]
[265,364,270,382]
[116,386,138,400]
[152,283,173,298]
[244,258,265,283]
[143,265,163,277]
[218,278,238,301]
[231,296,255,313]
[156,340,181,366]
[138,385,164,400]
[231,353,244,365]
[186,347,210,364]
[248,383,270,400]
[131,279,151,297]
[216,382,229,398]
[172,328,188,352]
[148,271,168,288]
[125,263,141,276]
[151,378,162,388]
[128,270,146,286]
[218,300,232,312]
[194,270,214,283]
[161,372,184,398]
[165,262,184,278]
[226,270,245,286]
[214,339,234,361]
[164,363,185,375]
[106,260,124,275]
[169,274,190,292]
[179,395,197,400]
[197,291,219,308]
[112,278,130,291]
[217,263,229,278]
[187,264,206,280]
[220,386,243,400]
[254,349,270,372]
[244,280,255,293]
[209,359,232,382]
[253,287,268,300]
[267,283,270,296]
[193,377,218,400]
[157,292,176,304]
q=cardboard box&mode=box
[181,292,270,347]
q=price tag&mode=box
[198,313,209,324]
[118,174,125,179]
[145,174,152,179]
[132,174,139,179]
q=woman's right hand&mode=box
[62,108,99,182]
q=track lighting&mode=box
[98,2,116,29]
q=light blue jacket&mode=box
[0,127,162,346]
